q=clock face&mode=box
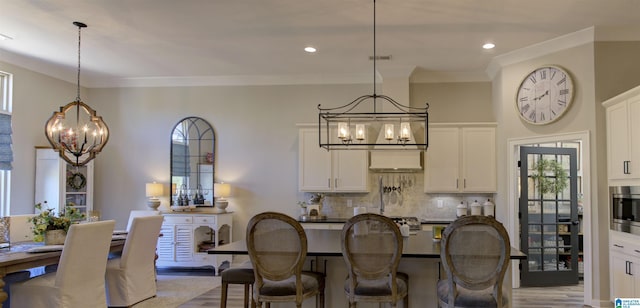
[516,66,574,125]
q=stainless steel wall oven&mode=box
[611,186,640,235]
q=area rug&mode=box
[132,275,220,308]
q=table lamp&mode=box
[146,182,164,210]
[214,182,231,212]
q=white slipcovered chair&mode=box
[8,214,35,243]
[11,220,116,308]
[105,215,164,307]
[125,210,160,232]
[1,214,36,308]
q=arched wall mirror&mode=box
[170,117,215,206]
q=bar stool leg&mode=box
[243,284,250,308]
[220,281,229,308]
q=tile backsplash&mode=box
[302,172,494,220]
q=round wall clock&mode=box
[515,65,574,125]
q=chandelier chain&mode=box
[373,0,377,98]
[74,22,87,102]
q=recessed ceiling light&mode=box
[304,46,317,53]
[482,43,495,50]
[0,33,13,41]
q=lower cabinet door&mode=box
[611,252,635,300]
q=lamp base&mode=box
[147,198,161,210]
[214,200,229,213]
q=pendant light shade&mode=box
[44,22,109,166]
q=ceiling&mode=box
[1,0,640,87]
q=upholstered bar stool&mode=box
[220,267,255,308]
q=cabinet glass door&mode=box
[520,146,579,286]
[65,164,89,215]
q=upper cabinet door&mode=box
[333,149,368,192]
[424,127,460,193]
[607,102,630,180]
[298,126,368,192]
[299,128,332,192]
[424,124,496,193]
[461,127,496,192]
[604,86,640,183]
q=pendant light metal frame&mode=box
[44,21,109,166]
[317,0,429,151]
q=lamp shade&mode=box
[214,183,231,198]
[146,182,163,198]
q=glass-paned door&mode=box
[520,146,579,286]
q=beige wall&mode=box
[0,61,78,214]
[411,82,494,122]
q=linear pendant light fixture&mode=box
[45,22,109,166]
[318,0,429,151]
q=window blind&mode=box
[0,113,12,170]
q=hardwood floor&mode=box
[512,282,588,308]
[180,279,588,307]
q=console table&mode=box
[157,212,232,275]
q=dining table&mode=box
[0,238,125,304]
[209,229,526,308]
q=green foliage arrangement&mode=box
[531,159,569,195]
[29,202,85,242]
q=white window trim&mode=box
[0,70,13,215]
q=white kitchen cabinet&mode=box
[156,212,232,275]
[424,124,496,193]
[610,231,640,300]
[604,86,640,183]
[35,148,93,216]
[298,127,368,192]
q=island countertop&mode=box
[297,217,454,225]
[209,229,526,259]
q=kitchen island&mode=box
[209,229,525,307]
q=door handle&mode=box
[571,220,580,225]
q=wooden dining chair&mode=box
[246,212,325,308]
[341,213,409,308]
[105,215,164,307]
[437,215,510,308]
[11,220,115,308]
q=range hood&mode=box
[369,150,422,171]
[368,72,423,171]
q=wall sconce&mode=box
[214,182,231,213]
[146,182,163,210]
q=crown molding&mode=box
[485,27,595,80]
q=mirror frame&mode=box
[170,117,215,206]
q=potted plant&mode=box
[29,202,85,244]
